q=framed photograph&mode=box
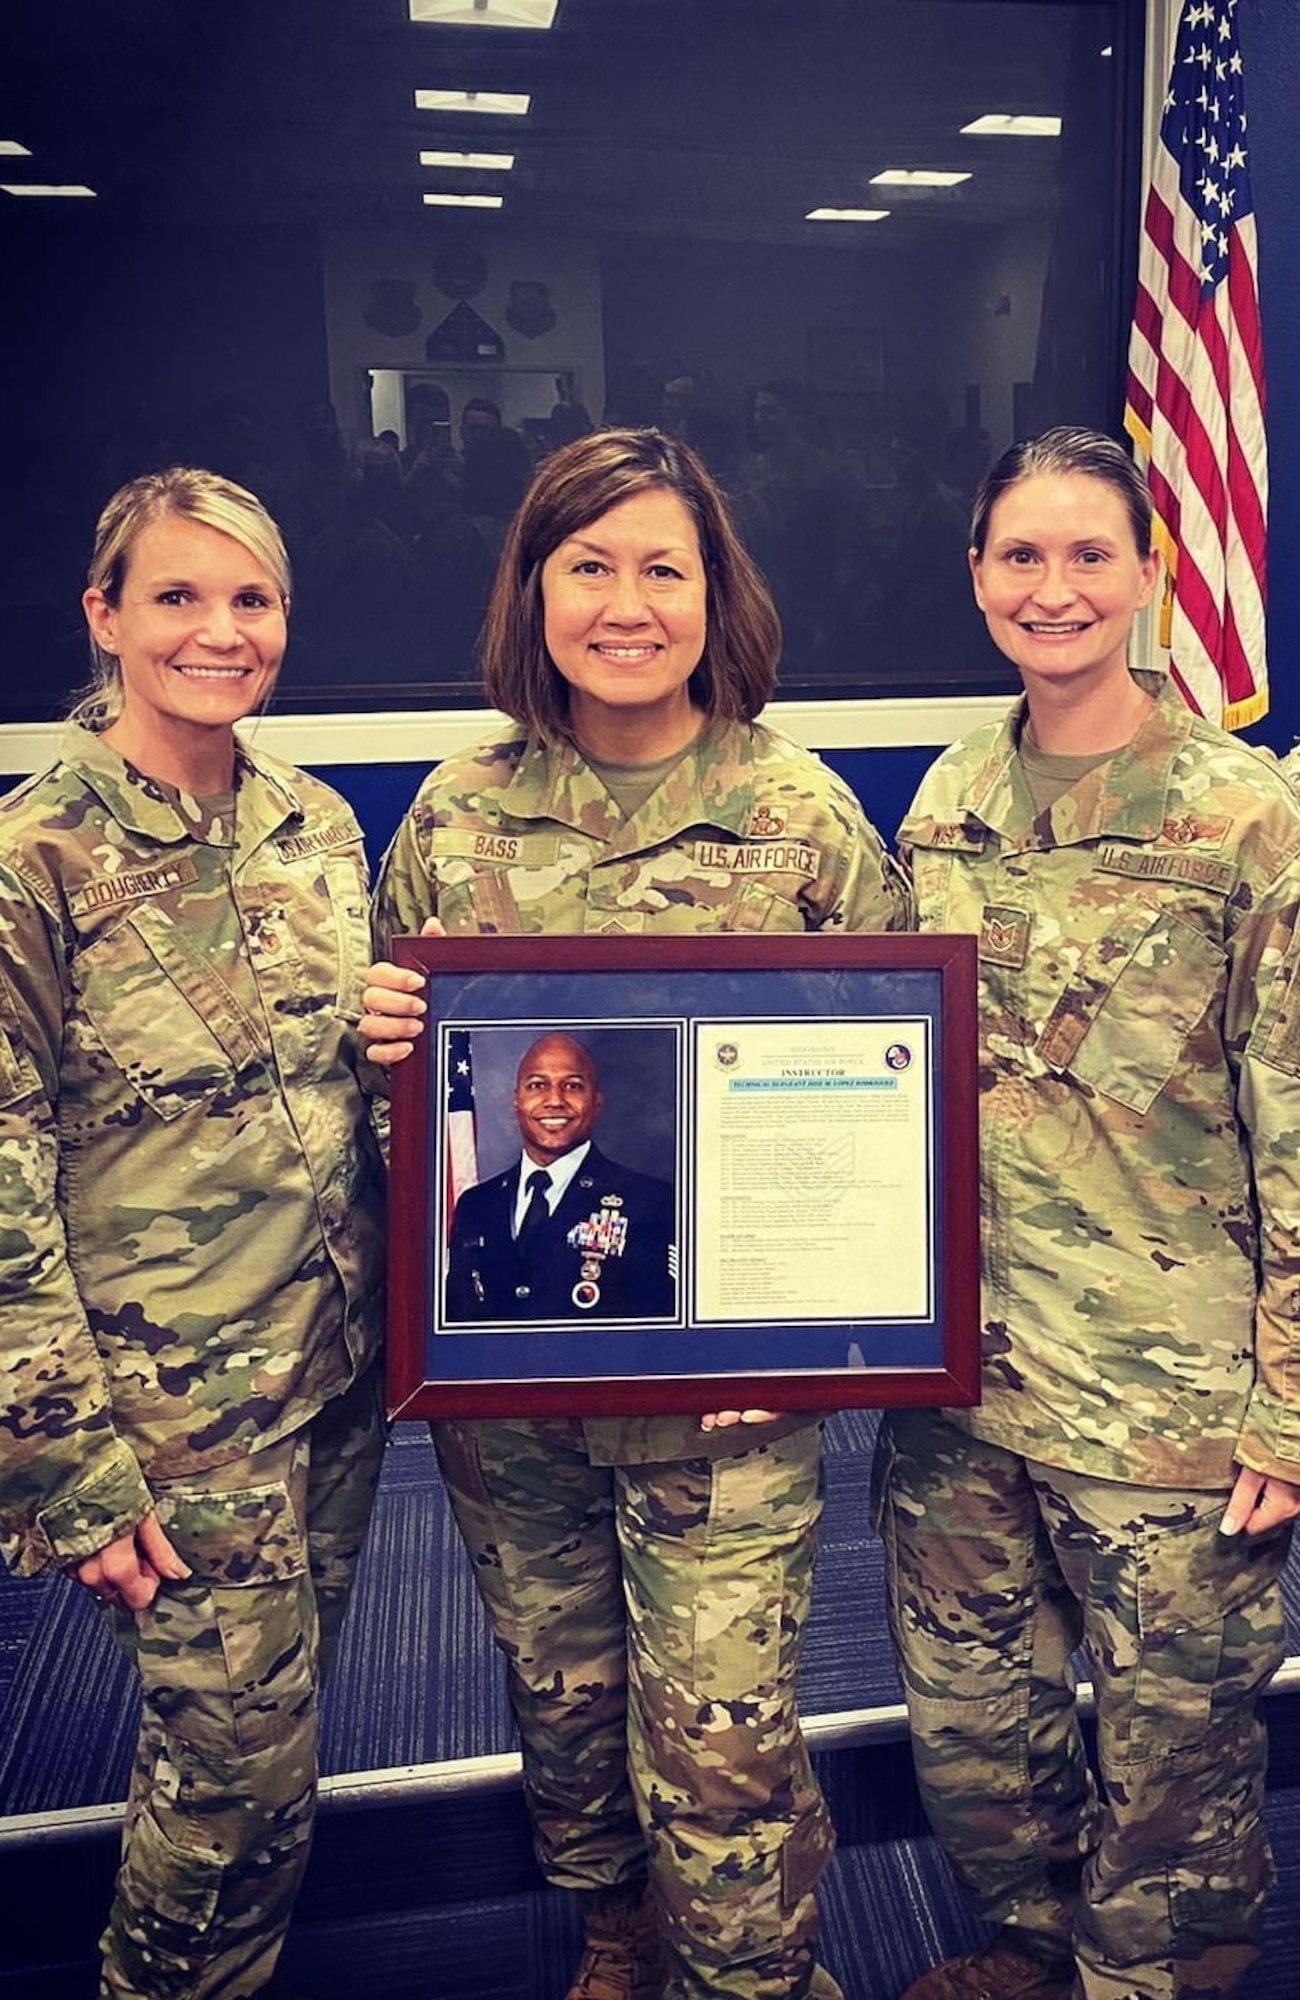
[386,933,979,1419]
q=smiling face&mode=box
[970,471,1158,698]
[83,512,287,785]
[539,487,708,757]
[513,1034,602,1166]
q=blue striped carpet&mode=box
[266,1785,1300,1999]
[5,1409,1300,1998]
[3,1410,1300,1812]
[0,1411,904,1811]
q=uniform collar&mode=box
[959,671,1190,847]
[62,722,308,850]
[500,718,759,850]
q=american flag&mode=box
[444,1029,479,1234]
[1123,0,1267,728]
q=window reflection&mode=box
[0,0,1134,719]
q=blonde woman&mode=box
[0,467,386,1998]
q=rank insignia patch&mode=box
[980,905,1031,968]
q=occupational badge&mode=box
[745,803,788,838]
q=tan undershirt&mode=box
[1018,731,1117,817]
[584,742,694,820]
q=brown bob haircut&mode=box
[480,427,781,739]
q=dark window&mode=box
[0,0,1141,720]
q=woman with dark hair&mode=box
[877,428,1300,2000]
[0,467,386,1998]
[364,427,906,2000]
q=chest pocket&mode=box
[323,851,373,1021]
[908,848,967,931]
[74,902,264,1122]
[1035,903,1225,1115]
[721,879,807,934]
[435,871,523,935]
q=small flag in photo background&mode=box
[445,1029,479,1234]
[1124,0,1267,729]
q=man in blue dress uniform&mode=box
[445,1031,676,1323]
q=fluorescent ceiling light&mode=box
[2,182,97,197]
[419,149,514,169]
[0,140,32,157]
[805,207,889,223]
[871,169,970,188]
[408,1,558,27]
[960,114,1061,137]
[414,89,531,114]
[423,191,504,207]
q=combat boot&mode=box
[896,1940,1076,2000]
[565,1883,666,2000]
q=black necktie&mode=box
[517,1168,552,1247]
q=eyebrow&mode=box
[559,534,693,561]
[988,533,1122,551]
[137,573,275,591]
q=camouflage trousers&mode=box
[432,1416,841,2000]
[875,1408,1292,2000]
[98,1363,387,2000]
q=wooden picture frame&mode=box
[386,932,980,1419]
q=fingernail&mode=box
[1219,1512,1241,1535]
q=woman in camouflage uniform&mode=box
[879,429,1300,2000]
[0,468,386,1998]
[363,428,907,2000]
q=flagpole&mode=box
[1129,0,1183,681]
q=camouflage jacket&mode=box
[901,671,1300,1489]
[0,727,385,1577]
[375,714,907,1463]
